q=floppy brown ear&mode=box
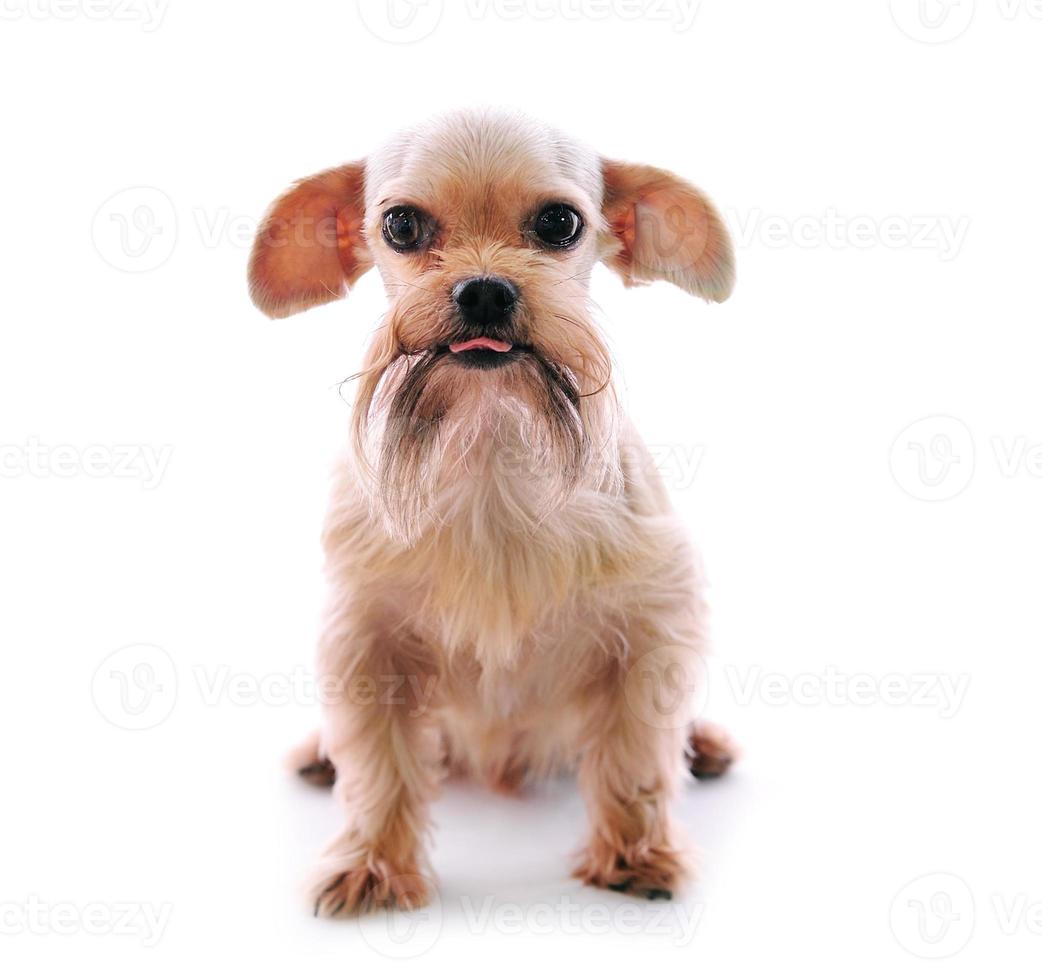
[600,160,734,303]
[248,161,372,319]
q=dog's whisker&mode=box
[550,271,592,287]
[383,275,439,296]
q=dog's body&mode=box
[250,109,736,915]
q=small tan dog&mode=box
[249,109,736,916]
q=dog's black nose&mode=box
[453,277,518,327]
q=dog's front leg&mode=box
[574,650,692,900]
[310,613,440,917]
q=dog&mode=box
[248,109,737,916]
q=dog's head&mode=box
[249,110,734,538]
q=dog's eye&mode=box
[533,203,583,248]
[382,206,431,251]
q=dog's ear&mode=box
[600,160,734,303]
[248,161,373,319]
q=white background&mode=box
[2,0,1040,975]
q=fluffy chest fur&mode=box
[409,469,641,664]
[325,426,666,670]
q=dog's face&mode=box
[249,110,734,537]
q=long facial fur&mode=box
[351,245,620,542]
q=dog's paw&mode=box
[286,730,336,787]
[297,757,336,787]
[311,862,431,918]
[687,719,738,780]
[573,839,689,901]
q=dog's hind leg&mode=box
[287,729,336,787]
[687,719,738,780]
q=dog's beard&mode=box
[352,344,618,542]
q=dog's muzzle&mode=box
[447,276,525,369]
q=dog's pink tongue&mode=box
[449,337,513,354]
